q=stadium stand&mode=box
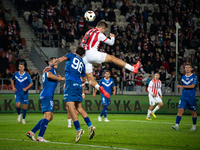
[0,0,200,93]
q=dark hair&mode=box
[155,72,160,75]
[19,63,24,67]
[48,57,56,62]
[96,20,108,28]
[76,45,85,56]
[105,70,111,74]
[185,63,192,67]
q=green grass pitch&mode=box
[0,113,199,150]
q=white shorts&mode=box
[148,94,162,106]
[83,50,107,74]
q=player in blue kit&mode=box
[43,46,96,143]
[11,63,33,124]
[93,70,116,122]
[26,57,65,142]
[172,64,198,131]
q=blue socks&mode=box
[100,105,107,117]
[16,107,21,115]
[192,117,197,125]
[73,120,81,131]
[38,119,49,137]
[103,105,107,118]
[84,117,92,127]
[23,109,27,119]
[31,119,43,133]
[176,116,182,125]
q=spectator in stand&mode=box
[162,60,170,73]
[38,24,50,47]
[38,4,46,19]
[29,69,33,77]
[15,54,28,71]
[187,16,194,28]
[28,10,38,25]
[111,20,119,34]
[6,22,14,36]
[135,72,144,92]
[125,71,134,91]
[0,52,9,74]
[190,36,199,49]
[120,3,129,16]
[146,76,152,92]
[142,6,152,23]
[60,23,68,40]
[159,66,167,93]
[11,17,20,32]
[179,61,186,76]
[6,49,15,64]
[116,0,123,9]
[153,55,162,72]
[32,17,42,36]
[5,9,12,22]
[126,8,135,22]
[3,68,12,87]
[31,70,40,90]
[111,68,118,86]
[168,58,175,73]
[99,45,105,53]
[108,8,115,22]
[66,30,74,45]
[190,54,197,67]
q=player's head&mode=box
[185,64,193,73]
[154,73,160,80]
[75,45,85,57]
[18,63,25,72]
[96,20,108,33]
[149,76,152,80]
[104,70,110,79]
[48,57,58,68]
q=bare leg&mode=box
[104,54,126,67]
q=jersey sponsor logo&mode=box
[24,100,28,102]
[15,76,28,83]
[64,94,68,97]
[73,83,79,86]
[102,81,113,87]
[182,78,193,85]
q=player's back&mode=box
[40,67,58,98]
[99,78,115,95]
[181,74,198,98]
[12,72,32,92]
[80,28,102,51]
[65,53,85,84]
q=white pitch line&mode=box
[0,138,134,150]
[112,119,200,126]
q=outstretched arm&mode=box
[43,56,67,73]
[47,72,65,81]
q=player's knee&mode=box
[178,109,184,114]
[159,103,163,107]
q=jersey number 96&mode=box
[71,58,83,74]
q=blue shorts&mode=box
[40,97,54,113]
[15,91,29,105]
[64,80,82,103]
[101,94,111,106]
[179,97,197,111]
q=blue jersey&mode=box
[40,67,58,98]
[99,78,115,96]
[181,73,198,99]
[65,53,86,84]
[11,71,32,92]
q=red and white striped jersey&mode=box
[47,8,54,16]
[80,28,114,51]
[148,79,162,97]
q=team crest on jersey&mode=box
[20,76,22,78]
[186,78,189,80]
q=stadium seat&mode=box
[115,16,120,23]
[147,22,151,30]
[7,84,12,90]
[114,9,121,16]
[188,49,196,55]
[3,84,8,90]
[119,15,126,23]
[170,42,176,47]
[23,11,30,22]
[61,39,66,48]
[38,19,43,26]
[143,73,150,78]
[148,16,153,24]
[150,35,155,41]
[96,2,102,9]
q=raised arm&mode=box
[43,56,67,73]
[100,33,115,46]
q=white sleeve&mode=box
[99,33,115,45]
[158,82,162,95]
[148,81,153,95]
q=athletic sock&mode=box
[192,117,197,125]
[147,109,151,118]
[176,116,182,125]
[84,117,92,127]
[124,63,134,72]
[95,84,100,90]
[73,120,81,131]
[23,109,27,119]
[68,119,71,126]
[16,107,21,115]
[38,119,49,137]
[100,106,106,117]
[103,105,107,118]
[31,119,43,133]
[152,106,160,114]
